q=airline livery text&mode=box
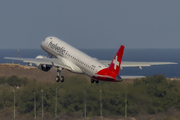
[48,41,66,55]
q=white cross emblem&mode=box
[113,55,119,70]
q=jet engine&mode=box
[34,55,52,72]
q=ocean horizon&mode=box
[1,49,179,78]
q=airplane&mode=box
[4,36,177,83]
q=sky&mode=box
[0,0,180,49]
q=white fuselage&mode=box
[41,36,107,77]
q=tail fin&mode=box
[108,45,125,75]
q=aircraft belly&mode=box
[63,59,83,74]
[71,66,83,73]
[80,67,94,77]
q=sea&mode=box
[0,49,180,78]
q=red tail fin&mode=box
[108,45,125,75]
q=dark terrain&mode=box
[0,63,180,120]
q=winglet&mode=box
[108,45,125,75]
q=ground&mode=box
[0,63,142,83]
[0,63,90,83]
[1,63,180,120]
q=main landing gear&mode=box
[91,79,99,83]
[56,67,64,82]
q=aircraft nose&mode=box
[41,40,44,46]
[41,39,47,49]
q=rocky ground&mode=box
[0,63,90,83]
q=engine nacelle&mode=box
[36,64,52,72]
[34,55,52,72]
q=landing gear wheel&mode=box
[60,76,64,82]
[91,79,94,83]
[55,67,65,83]
[56,76,60,82]
[95,80,99,83]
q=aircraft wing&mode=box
[4,57,72,70]
[99,60,177,69]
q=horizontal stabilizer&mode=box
[94,74,114,79]
[121,76,145,79]
[94,74,145,80]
